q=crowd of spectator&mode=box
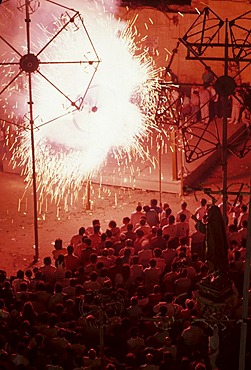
[0,196,249,369]
[166,65,251,128]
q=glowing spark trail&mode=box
[1,1,160,206]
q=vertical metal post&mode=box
[158,134,162,206]
[239,180,251,370]
[170,129,178,180]
[222,20,229,227]
[86,178,91,210]
[179,130,184,198]
[26,0,39,261]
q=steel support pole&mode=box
[26,0,39,262]
[222,20,229,227]
[158,134,162,206]
[238,180,251,370]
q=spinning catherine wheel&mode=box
[0,0,159,258]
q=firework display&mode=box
[0,0,160,206]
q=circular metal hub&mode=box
[215,75,236,96]
[20,53,39,73]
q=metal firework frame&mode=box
[178,9,251,370]
[179,7,251,160]
[0,0,101,261]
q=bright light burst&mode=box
[2,1,160,206]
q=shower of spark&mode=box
[1,1,160,206]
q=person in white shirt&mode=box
[199,85,211,124]
[228,89,244,124]
[130,204,145,229]
[194,198,207,221]
[176,202,191,223]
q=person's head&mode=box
[54,238,63,250]
[180,214,186,222]
[143,205,150,213]
[149,259,157,268]
[88,348,96,359]
[201,198,207,207]
[109,220,117,229]
[166,208,172,217]
[79,227,85,235]
[92,219,100,227]
[242,220,248,228]
[55,283,63,293]
[125,239,133,247]
[56,254,65,266]
[233,250,241,261]
[154,248,162,258]
[171,262,179,272]
[164,293,173,303]
[132,255,139,265]
[181,202,187,210]
[136,204,142,212]
[106,229,112,238]
[126,223,134,231]
[90,271,98,282]
[150,199,158,207]
[180,237,187,246]
[16,270,25,279]
[93,225,100,233]
[90,253,97,264]
[25,269,32,279]
[67,245,74,255]
[100,267,109,277]
[83,238,92,247]
[164,336,173,347]
[241,205,248,213]
[169,215,175,224]
[139,218,146,226]
[100,232,107,242]
[123,217,130,224]
[157,228,163,237]
[43,257,52,266]
[136,229,145,238]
